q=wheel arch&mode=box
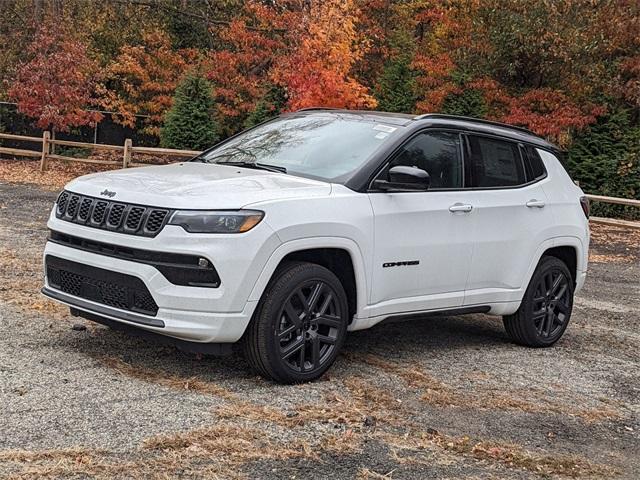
[248,237,368,323]
[543,245,577,286]
[524,237,584,292]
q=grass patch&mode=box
[101,356,238,401]
[381,430,616,478]
[354,353,619,422]
[0,246,66,317]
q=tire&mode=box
[503,256,574,347]
[243,261,349,384]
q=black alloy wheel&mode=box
[504,256,574,347]
[530,268,571,339]
[244,262,349,383]
[276,280,342,373]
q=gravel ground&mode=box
[0,180,638,479]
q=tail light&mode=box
[580,196,590,219]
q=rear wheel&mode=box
[243,262,348,384]
[503,256,574,347]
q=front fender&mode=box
[247,236,369,320]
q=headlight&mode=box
[168,210,264,233]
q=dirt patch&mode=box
[590,222,640,262]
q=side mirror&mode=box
[373,165,430,191]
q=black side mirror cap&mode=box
[373,165,430,191]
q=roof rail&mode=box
[415,113,535,136]
[296,107,340,112]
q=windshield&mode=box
[193,114,403,182]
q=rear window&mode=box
[467,135,526,187]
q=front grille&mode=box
[66,195,80,218]
[78,198,92,221]
[46,255,159,316]
[55,191,173,237]
[146,210,168,232]
[57,191,69,214]
[126,207,145,231]
[107,203,126,228]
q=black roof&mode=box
[293,108,558,151]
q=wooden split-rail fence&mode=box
[1,131,639,230]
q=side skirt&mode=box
[379,305,491,326]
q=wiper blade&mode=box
[220,161,287,174]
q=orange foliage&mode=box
[500,89,607,145]
[3,0,640,147]
[411,1,478,113]
[8,24,102,132]
[618,56,640,110]
[97,30,198,136]
[206,3,294,128]
[275,0,377,111]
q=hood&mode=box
[65,163,332,209]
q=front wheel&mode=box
[503,256,574,347]
[243,262,349,384]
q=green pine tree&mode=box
[441,88,488,118]
[566,108,640,219]
[244,84,287,129]
[374,53,417,113]
[160,73,219,150]
[374,28,418,114]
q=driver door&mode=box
[367,131,476,317]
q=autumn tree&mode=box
[274,0,377,111]
[160,73,219,150]
[97,29,198,136]
[206,2,295,136]
[8,23,102,132]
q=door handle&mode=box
[449,203,473,213]
[526,199,545,208]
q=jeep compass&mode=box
[43,110,590,383]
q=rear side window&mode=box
[388,131,463,189]
[523,145,546,180]
[466,135,525,188]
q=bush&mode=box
[244,85,287,129]
[160,74,219,150]
[374,53,417,113]
[566,108,640,220]
[441,88,488,118]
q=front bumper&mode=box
[43,210,281,343]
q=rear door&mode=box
[368,131,477,316]
[462,134,554,306]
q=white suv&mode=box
[43,110,590,383]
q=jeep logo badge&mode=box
[100,189,116,198]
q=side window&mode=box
[388,131,463,189]
[524,145,546,180]
[467,135,525,187]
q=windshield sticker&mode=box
[375,132,389,139]
[373,124,396,133]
